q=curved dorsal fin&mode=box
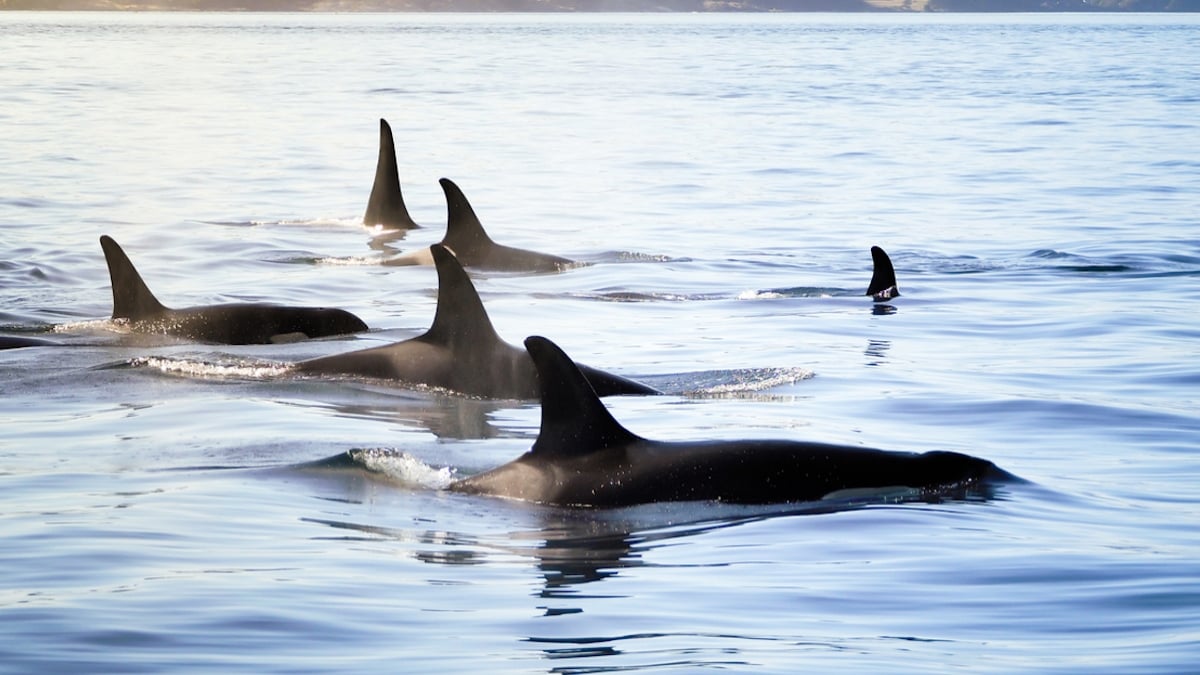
[363,118,419,229]
[424,244,501,347]
[99,235,167,320]
[524,335,641,458]
[439,178,495,258]
[866,246,900,301]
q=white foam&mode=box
[349,448,456,490]
[253,216,363,228]
[130,356,292,380]
[315,256,380,267]
[737,289,785,300]
[51,319,120,334]
[700,367,814,394]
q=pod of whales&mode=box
[297,245,657,399]
[8,117,1002,512]
[100,235,368,345]
[363,117,570,271]
[451,336,1011,506]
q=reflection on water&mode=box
[864,338,891,366]
[287,472,1017,669]
[298,465,1012,596]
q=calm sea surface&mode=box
[1,11,1198,673]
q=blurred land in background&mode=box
[3,0,1198,12]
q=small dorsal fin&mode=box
[424,244,501,347]
[866,246,900,301]
[524,335,641,458]
[438,178,495,258]
[363,118,419,229]
[99,235,167,320]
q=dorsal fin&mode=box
[866,246,900,301]
[438,178,495,258]
[423,244,501,347]
[363,118,419,229]
[524,335,641,458]
[99,235,168,320]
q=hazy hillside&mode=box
[0,0,880,9]
[1,0,1196,10]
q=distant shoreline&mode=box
[3,0,1199,12]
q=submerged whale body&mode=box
[384,178,572,273]
[100,236,368,345]
[364,118,420,230]
[451,336,1011,507]
[297,245,655,399]
[0,335,60,350]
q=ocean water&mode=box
[1,11,1198,673]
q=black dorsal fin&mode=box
[363,118,419,229]
[524,336,641,458]
[99,235,168,320]
[866,246,900,301]
[424,244,501,347]
[438,178,495,259]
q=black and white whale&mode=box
[100,235,368,345]
[451,336,1011,506]
[866,246,900,302]
[385,178,572,273]
[364,118,420,230]
[297,245,654,399]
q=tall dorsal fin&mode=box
[438,178,495,257]
[424,244,501,347]
[524,335,641,458]
[866,246,900,301]
[363,118,419,229]
[99,235,168,320]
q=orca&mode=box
[364,118,420,230]
[297,245,655,399]
[866,246,900,302]
[384,178,573,273]
[450,336,1012,507]
[99,235,368,345]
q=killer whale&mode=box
[99,235,368,345]
[866,246,899,302]
[451,336,1011,507]
[384,178,573,273]
[364,118,420,230]
[297,245,655,399]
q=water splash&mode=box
[314,256,382,267]
[129,356,292,380]
[51,319,117,334]
[348,448,456,490]
[696,367,815,395]
[642,367,814,397]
